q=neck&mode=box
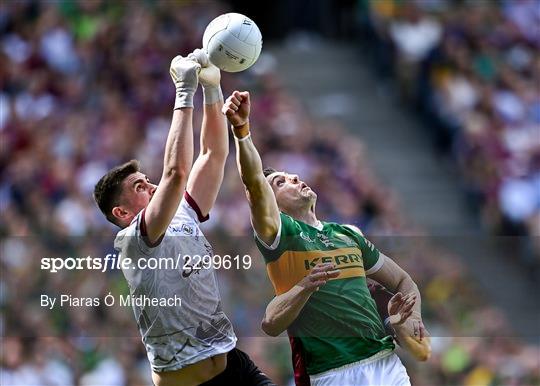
[287,206,319,227]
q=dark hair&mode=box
[93,160,140,226]
[263,167,277,177]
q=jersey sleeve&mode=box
[114,209,160,257]
[343,224,384,274]
[254,212,297,263]
[180,191,210,223]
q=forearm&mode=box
[200,102,228,159]
[234,123,265,188]
[162,108,194,179]
[262,285,313,337]
[185,103,229,216]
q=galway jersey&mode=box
[114,192,236,373]
[255,213,394,375]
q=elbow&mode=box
[261,318,282,337]
[395,274,418,294]
[163,166,188,184]
[201,147,229,162]
[216,145,229,160]
[411,280,419,293]
[197,150,229,173]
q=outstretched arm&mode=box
[143,56,198,243]
[222,91,280,245]
[185,50,228,218]
[369,254,431,361]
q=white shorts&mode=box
[309,350,411,386]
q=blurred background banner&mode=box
[1,0,539,385]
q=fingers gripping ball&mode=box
[203,13,262,73]
[187,49,222,104]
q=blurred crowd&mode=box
[1,1,538,385]
[362,0,540,255]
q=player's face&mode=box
[266,171,317,210]
[116,172,157,224]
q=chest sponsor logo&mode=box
[268,247,366,295]
[304,252,363,271]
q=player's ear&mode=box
[112,206,130,223]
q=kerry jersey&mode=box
[255,213,394,375]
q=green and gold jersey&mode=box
[255,213,395,375]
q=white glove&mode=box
[188,49,222,105]
[169,55,201,109]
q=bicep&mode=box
[144,175,185,243]
[186,153,226,218]
[246,176,280,246]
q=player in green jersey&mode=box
[222,91,431,386]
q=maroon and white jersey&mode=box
[114,192,236,372]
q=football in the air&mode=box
[202,13,262,73]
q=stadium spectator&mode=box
[362,0,540,255]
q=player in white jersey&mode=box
[94,51,274,386]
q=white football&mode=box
[202,13,262,73]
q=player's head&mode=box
[264,167,317,214]
[93,160,157,228]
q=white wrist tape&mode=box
[235,132,251,142]
[203,85,223,105]
[174,87,195,109]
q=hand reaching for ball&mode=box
[222,91,250,127]
[187,49,220,89]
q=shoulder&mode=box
[336,223,379,254]
[340,223,372,246]
[114,209,145,250]
[254,212,298,258]
[342,224,364,236]
[120,210,144,237]
[177,191,210,224]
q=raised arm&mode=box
[143,56,198,243]
[222,91,280,245]
[368,254,432,361]
[185,50,228,217]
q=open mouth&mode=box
[300,183,310,191]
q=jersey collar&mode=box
[313,220,323,231]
